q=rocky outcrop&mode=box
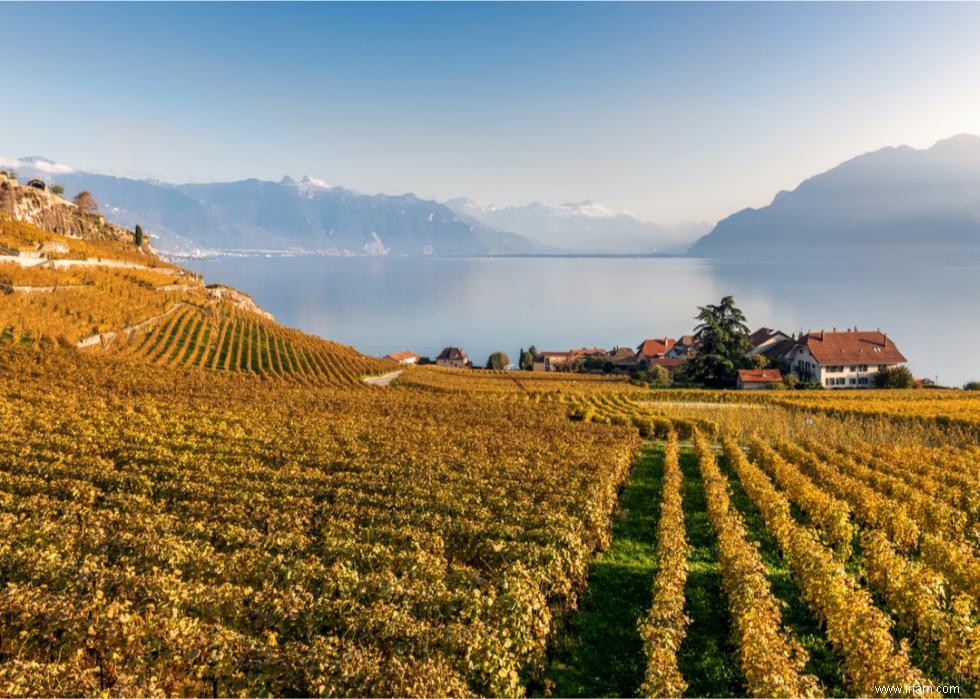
[0,172,148,248]
[206,284,275,321]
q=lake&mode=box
[184,255,980,387]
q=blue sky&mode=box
[2,2,979,222]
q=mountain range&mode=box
[7,133,980,260]
[444,198,706,255]
[689,133,980,260]
[1,159,550,257]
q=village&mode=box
[382,326,913,390]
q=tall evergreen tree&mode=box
[134,224,144,247]
[685,295,751,388]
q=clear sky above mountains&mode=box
[2,2,979,223]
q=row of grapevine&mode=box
[721,435,931,694]
[109,305,390,385]
[638,432,691,698]
[747,437,854,555]
[696,431,822,697]
[0,344,640,697]
[862,530,980,682]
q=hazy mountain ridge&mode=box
[3,159,551,256]
[445,197,706,254]
[688,133,980,259]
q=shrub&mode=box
[875,366,915,389]
[964,381,980,391]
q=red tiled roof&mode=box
[647,358,683,369]
[637,337,676,358]
[385,351,419,361]
[738,369,783,383]
[802,330,906,365]
[677,335,695,346]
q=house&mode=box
[26,179,47,191]
[636,337,676,367]
[607,346,639,372]
[385,350,420,365]
[737,368,783,390]
[666,335,696,358]
[783,329,906,388]
[748,328,792,357]
[436,346,470,368]
[569,347,607,369]
[532,351,571,372]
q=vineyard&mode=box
[2,213,979,696]
[104,304,390,386]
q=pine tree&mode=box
[685,295,751,388]
[134,225,144,247]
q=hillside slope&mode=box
[0,174,390,384]
[688,134,980,260]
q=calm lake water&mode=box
[184,255,980,387]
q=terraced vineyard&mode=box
[105,304,390,385]
[2,210,979,696]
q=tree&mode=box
[684,295,752,388]
[751,354,770,369]
[965,381,980,391]
[134,225,144,247]
[875,365,915,389]
[73,191,98,215]
[50,184,65,196]
[486,351,510,370]
[648,365,672,387]
[519,347,535,371]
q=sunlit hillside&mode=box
[0,207,390,385]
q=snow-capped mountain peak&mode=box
[298,175,333,190]
[552,200,618,219]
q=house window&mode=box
[849,378,856,385]
[858,377,868,385]
[859,365,868,372]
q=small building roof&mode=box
[801,330,906,365]
[385,350,420,361]
[760,338,796,361]
[637,337,676,358]
[436,346,468,361]
[748,327,788,347]
[738,368,783,383]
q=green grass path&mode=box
[545,443,665,697]
[675,447,744,697]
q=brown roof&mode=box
[637,337,676,358]
[535,351,571,359]
[608,347,636,361]
[436,347,468,361]
[570,347,607,359]
[801,330,906,365]
[385,351,419,361]
[738,368,783,383]
[749,327,787,347]
[760,338,795,361]
[677,335,695,346]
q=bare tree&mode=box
[73,191,98,215]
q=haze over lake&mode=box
[185,256,980,387]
